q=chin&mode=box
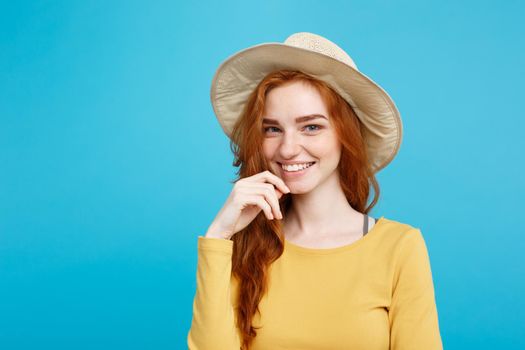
[288,181,316,193]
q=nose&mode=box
[278,132,303,159]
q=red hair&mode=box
[228,69,380,349]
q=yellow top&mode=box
[187,216,443,349]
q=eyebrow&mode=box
[262,114,328,125]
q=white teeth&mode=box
[281,162,315,172]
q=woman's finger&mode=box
[243,194,274,220]
[249,170,291,194]
[240,184,283,219]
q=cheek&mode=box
[311,135,339,156]
[262,141,274,158]
[311,142,341,168]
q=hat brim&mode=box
[210,42,403,174]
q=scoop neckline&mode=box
[283,216,386,255]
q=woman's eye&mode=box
[304,124,322,132]
[263,125,322,134]
[264,126,280,133]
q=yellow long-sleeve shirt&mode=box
[187,216,443,349]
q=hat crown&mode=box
[284,32,358,70]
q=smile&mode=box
[278,162,316,179]
[280,162,315,172]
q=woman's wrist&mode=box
[205,222,233,240]
[204,231,231,240]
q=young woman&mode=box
[187,32,443,350]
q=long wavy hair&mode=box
[228,69,380,349]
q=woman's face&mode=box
[262,80,342,194]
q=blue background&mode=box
[1,0,524,349]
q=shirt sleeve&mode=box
[187,236,241,350]
[389,228,443,350]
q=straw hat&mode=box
[210,32,403,173]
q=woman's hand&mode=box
[205,171,291,240]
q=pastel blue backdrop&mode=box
[1,0,524,349]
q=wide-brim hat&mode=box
[210,32,403,174]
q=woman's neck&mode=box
[283,178,363,239]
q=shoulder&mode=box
[375,216,427,252]
[378,216,421,238]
